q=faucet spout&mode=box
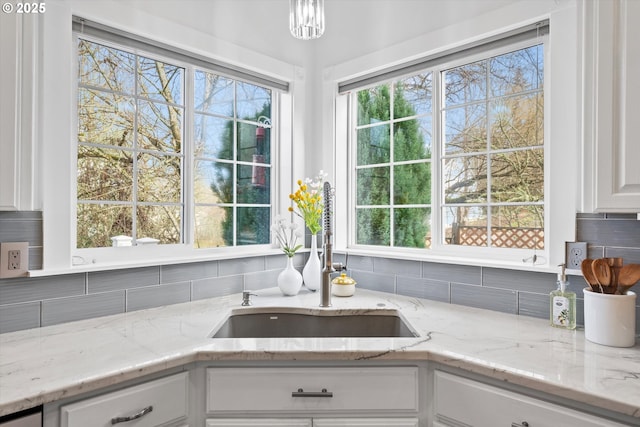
[320,182,344,307]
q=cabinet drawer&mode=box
[206,367,419,414]
[434,370,627,427]
[61,372,189,427]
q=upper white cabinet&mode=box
[0,13,37,211]
[582,0,640,212]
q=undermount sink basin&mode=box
[210,308,418,338]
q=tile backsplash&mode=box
[1,211,638,334]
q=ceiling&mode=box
[118,0,524,67]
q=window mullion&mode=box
[432,69,443,250]
[132,54,140,243]
[183,65,195,246]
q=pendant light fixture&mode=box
[289,0,325,40]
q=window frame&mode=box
[344,35,550,265]
[70,31,285,267]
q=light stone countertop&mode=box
[0,288,639,419]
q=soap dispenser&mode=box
[550,263,576,329]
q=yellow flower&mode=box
[288,171,328,235]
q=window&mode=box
[76,36,274,250]
[193,72,272,248]
[352,42,544,252]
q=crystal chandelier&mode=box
[289,0,325,40]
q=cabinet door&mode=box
[206,367,419,414]
[60,372,189,427]
[0,12,36,211]
[206,420,312,427]
[584,0,640,211]
[434,371,628,427]
[313,418,419,427]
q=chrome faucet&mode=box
[320,182,345,307]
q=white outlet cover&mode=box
[0,241,29,278]
[565,241,587,270]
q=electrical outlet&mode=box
[8,249,21,270]
[565,241,587,270]
[0,242,29,278]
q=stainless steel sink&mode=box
[210,308,418,338]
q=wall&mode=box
[2,211,638,334]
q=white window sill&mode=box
[28,247,298,277]
[335,247,577,276]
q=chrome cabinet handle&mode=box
[511,422,529,427]
[291,388,333,398]
[111,405,153,424]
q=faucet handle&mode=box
[241,291,257,306]
[332,262,346,272]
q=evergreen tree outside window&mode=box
[193,71,272,248]
[353,43,544,250]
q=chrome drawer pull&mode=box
[111,405,153,424]
[511,422,530,427]
[291,388,333,398]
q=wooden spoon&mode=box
[606,257,623,289]
[592,258,614,294]
[581,259,601,293]
[616,263,640,295]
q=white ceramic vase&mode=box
[303,234,321,292]
[278,256,302,296]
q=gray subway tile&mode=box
[0,301,41,333]
[160,261,218,283]
[587,246,605,260]
[193,275,244,300]
[0,211,42,220]
[266,253,304,270]
[28,247,43,270]
[422,262,481,285]
[126,282,191,312]
[374,258,421,277]
[332,252,348,267]
[244,269,282,291]
[345,255,373,272]
[577,218,640,247]
[604,247,640,264]
[482,268,556,293]
[219,256,265,276]
[451,283,517,314]
[518,292,548,319]
[42,291,125,326]
[0,217,43,245]
[0,274,86,305]
[88,266,160,293]
[396,276,449,303]
[349,270,394,293]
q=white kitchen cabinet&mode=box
[434,370,629,427]
[206,367,419,415]
[582,0,640,212]
[59,372,189,427]
[207,418,418,427]
[0,12,37,211]
[206,420,312,427]
[312,418,419,426]
[205,367,420,426]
